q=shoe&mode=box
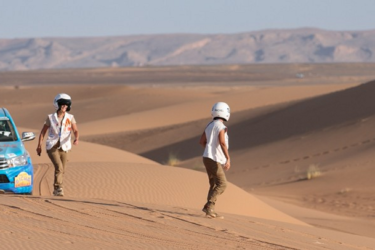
[53,188,64,196]
[207,212,224,219]
[205,208,219,218]
[202,201,215,213]
[202,204,218,218]
[202,205,208,214]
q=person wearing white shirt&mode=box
[199,102,231,218]
[36,93,79,197]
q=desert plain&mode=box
[1,63,375,249]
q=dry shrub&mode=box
[166,153,180,166]
[306,164,322,180]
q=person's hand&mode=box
[73,139,79,145]
[36,147,42,156]
[223,159,231,171]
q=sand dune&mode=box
[97,79,375,237]
[31,161,305,225]
[94,79,375,237]
[77,84,354,136]
[20,135,304,225]
[78,79,375,238]
[3,194,375,250]
[2,65,375,249]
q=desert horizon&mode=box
[1,63,375,249]
[1,28,375,71]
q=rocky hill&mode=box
[1,28,375,71]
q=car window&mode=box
[0,120,17,142]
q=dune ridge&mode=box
[2,29,375,71]
[2,65,375,248]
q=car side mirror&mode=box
[22,132,36,142]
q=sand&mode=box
[1,64,375,249]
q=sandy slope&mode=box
[77,84,354,136]
[3,195,375,250]
[90,79,375,237]
[2,66,375,249]
[20,132,303,225]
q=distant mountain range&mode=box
[1,28,374,71]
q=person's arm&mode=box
[199,131,207,148]
[218,129,230,170]
[72,123,79,145]
[36,125,49,156]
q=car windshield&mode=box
[0,119,17,142]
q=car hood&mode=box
[0,141,25,159]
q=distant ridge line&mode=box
[1,28,375,71]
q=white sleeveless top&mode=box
[46,112,74,151]
[203,120,229,164]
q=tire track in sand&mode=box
[33,163,53,196]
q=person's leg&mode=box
[203,157,214,212]
[57,149,68,195]
[203,157,227,215]
[211,161,227,202]
[47,146,64,193]
[59,149,68,185]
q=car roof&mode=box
[0,108,10,120]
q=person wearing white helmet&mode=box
[36,93,79,196]
[199,102,231,218]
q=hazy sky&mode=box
[1,0,374,39]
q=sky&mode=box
[1,0,374,39]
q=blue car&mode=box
[0,108,35,194]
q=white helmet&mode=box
[211,102,230,121]
[53,93,72,111]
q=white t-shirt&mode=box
[203,120,229,164]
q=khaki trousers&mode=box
[203,157,227,209]
[47,144,68,190]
